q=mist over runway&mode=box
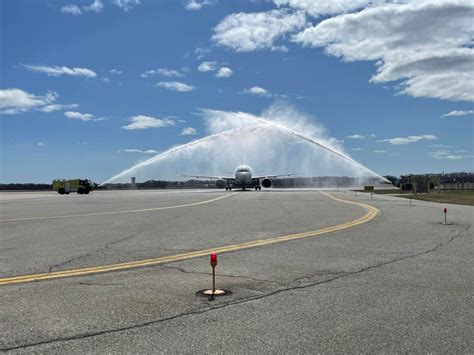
[0,189,472,352]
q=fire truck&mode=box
[52,179,95,195]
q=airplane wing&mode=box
[181,174,234,180]
[253,173,305,179]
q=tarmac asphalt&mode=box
[0,189,472,353]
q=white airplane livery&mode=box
[182,164,301,191]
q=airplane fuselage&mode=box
[234,164,253,187]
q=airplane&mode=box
[182,164,302,191]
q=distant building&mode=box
[396,172,474,193]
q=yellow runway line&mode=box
[0,191,379,286]
[0,193,233,222]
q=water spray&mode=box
[101,106,389,186]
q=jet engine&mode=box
[261,178,272,188]
[215,179,226,189]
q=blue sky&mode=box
[1,0,473,183]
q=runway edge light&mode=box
[200,253,226,298]
[210,252,217,267]
[210,253,217,295]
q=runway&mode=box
[0,189,472,352]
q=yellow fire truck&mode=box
[52,179,95,195]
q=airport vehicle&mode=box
[182,164,301,191]
[52,179,95,195]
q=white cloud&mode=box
[210,1,473,101]
[109,69,123,75]
[198,61,235,79]
[429,150,473,160]
[185,0,217,11]
[273,0,378,17]
[122,115,175,130]
[180,127,198,136]
[0,88,64,115]
[155,81,196,92]
[292,1,474,102]
[140,70,155,78]
[119,148,159,154]
[195,47,211,59]
[120,149,142,153]
[64,111,97,121]
[215,67,233,78]
[212,9,306,52]
[441,110,474,118]
[198,61,218,72]
[429,144,455,148]
[113,0,140,11]
[242,86,290,99]
[373,150,386,153]
[37,142,46,146]
[429,150,449,159]
[243,86,272,97]
[79,0,140,14]
[447,155,472,160]
[377,134,437,145]
[346,134,365,139]
[141,68,184,78]
[61,4,82,15]
[39,103,79,112]
[157,68,184,78]
[185,1,202,11]
[24,64,97,78]
[352,147,362,151]
[84,0,103,13]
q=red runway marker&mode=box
[210,252,217,267]
[210,253,217,295]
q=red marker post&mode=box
[210,253,217,295]
[444,208,448,224]
[370,192,373,200]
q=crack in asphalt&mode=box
[159,264,348,287]
[46,210,194,273]
[48,232,142,273]
[2,224,470,352]
[157,264,283,285]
